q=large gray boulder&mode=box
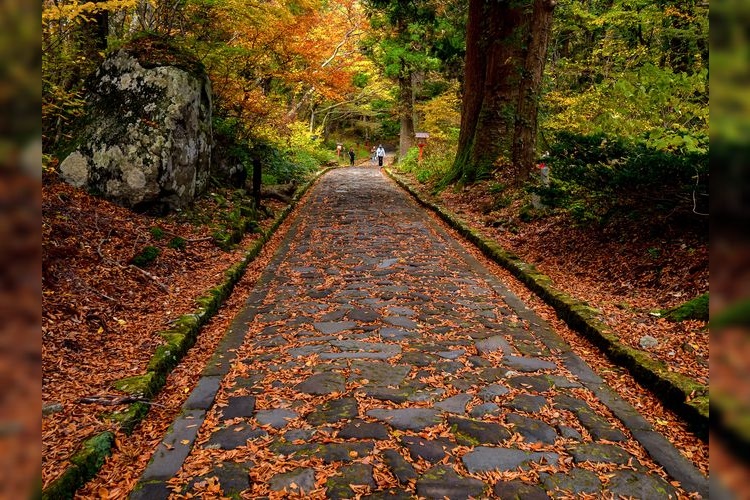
[60,36,212,211]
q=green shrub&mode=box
[397,147,420,173]
[168,237,186,250]
[539,132,709,226]
[548,132,708,193]
[489,182,506,194]
[211,193,228,208]
[149,227,165,240]
[416,169,431,183]
[518,205,534,222]
[492,195,513,210]
[568,200,599,225]
[131,246,160,267]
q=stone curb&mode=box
[385,168,708,439]
[41,168,330,500]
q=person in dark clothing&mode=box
[348,147,355,167]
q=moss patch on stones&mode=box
[664,293,709,322]
[42,432,115,500]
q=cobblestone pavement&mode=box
[132,165,707,499]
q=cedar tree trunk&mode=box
[512,0,556,181]
[451,0,555,186]
[398,73,415,159]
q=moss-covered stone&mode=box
[108,402,150,435]
[147,335,187,373]
[42,432,115,500]
[112,372,156,397]
[173,314,200,335]
[225,261,247,282]
[42,466,82,500]
[59,34,212,212]
[665,293,709,322]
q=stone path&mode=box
[131,165,707,499]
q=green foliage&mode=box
[548,132,707,191]
[131,246,160,267]
[168,237,186,250]
[352,72,370,88]
[207,189,263,250]
[241,124,334,188]
[150,227,165,240]
[646,247,661,260]
[286,122,336,174]
[492,195,512,210]
[397,147,420,172]
[413,169,429,183]
[488,183,506,194]
[542,0,708,154]
[518,204,546,222]
[397,143,455,188]
[211,193,228,208]
[533,132,708,226]
[213,115,253,173]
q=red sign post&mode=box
[415,132,430,163]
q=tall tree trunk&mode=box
[512,0,556,183]
[398,73,415,159]
[252,156,262,209]
[451,0,523,183]
[451,0,554,186]
[411,71,424,131]
[472,3,524,178]
[450,0,487,183]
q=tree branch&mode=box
[321,28,357,68]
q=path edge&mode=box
[385,168,708,439]
[41,167,332,500]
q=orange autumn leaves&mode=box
[202,0,366,134]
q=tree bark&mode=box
[451,0,525,184]
[252,156,262,209]
[511,0,556,183]
[76,1,109,64]
[471,2,524,179]
[450,0,556,186]
[451,0,486,183]
[398,73,415,159]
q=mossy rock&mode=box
[664,293,709,322]
[147,336,187,373]
[42,432,115,500]
[108,402,150,435]
[112,372,157,397]
[171,314,200,335]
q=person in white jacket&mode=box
[376,145,385,167]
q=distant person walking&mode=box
[376,144,385,167]
[348,147,355,167]
[370,146,377,166]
